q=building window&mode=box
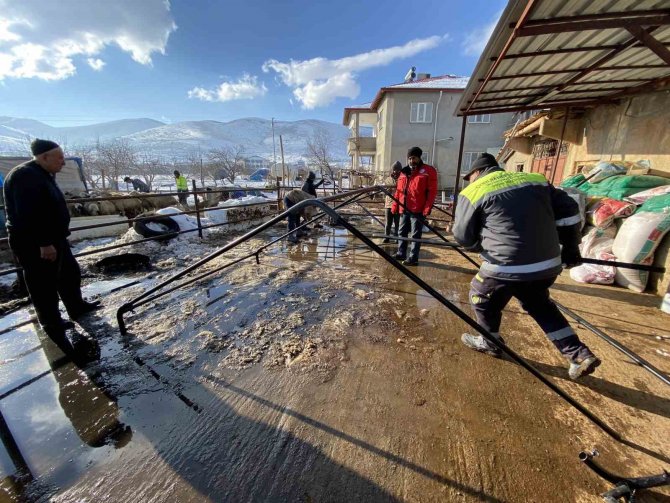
[463,152,480,169]
[515,163,524,172]
[410,102,433,123]
[377,109,384,131]
[468,114,491,124]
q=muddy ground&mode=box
[0,217,668,502]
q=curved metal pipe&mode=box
[372,185,670,388]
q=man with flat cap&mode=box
[453,153,601,380]
[391,146,438,266]
[4,139,100,355]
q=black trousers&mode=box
[384,208,399,237]
[11,238,85,330]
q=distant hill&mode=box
[0,116,350,162]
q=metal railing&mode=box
[0,185,283,277]
[116,185,670,448]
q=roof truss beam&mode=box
[515,13,670,37]
[626,25,670,65]
[491,42,670,61]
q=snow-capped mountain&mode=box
[0,116,350,161]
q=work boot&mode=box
[287,235,299,244]
[461,333,505,357]
[68,300,102,320]
[402,258,419,266]
[394,252,406,261]
[381,238,390,244]
[568,355,601,380]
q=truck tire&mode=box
[133,213,180,240]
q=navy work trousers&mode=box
[469,273,593,362]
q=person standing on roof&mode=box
[382,161,402,243]
[3,139,101,357]
[453,153,600,380]
[301,171,324,197]
[123,176,150,193]
[392,147,438,266]
[174,170,188,205]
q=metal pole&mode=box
[550,107,570,185]
[192,180,203,239]
[271,118,277,176]
[276,176,282,210]
[199,145,204,188]
[453,115,467,210]
[279,135,287,187]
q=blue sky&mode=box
[0,0,506,126]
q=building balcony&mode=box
[347,136,377,156]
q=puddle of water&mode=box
[0,323,42,363]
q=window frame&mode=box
[410,102,434,124]
[467,114,491,124]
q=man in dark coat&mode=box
[301,171,324,197]
[123,176,150,193]
[4,139,100,355]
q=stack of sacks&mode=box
[570,226,617,284]
[585,198,635,228]
[612,210,670,292]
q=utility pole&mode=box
[271,118,277,179]
[198,144,204,188]
[279,135,286,187]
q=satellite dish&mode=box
[404,66,416,83]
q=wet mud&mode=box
[0,218,668,502]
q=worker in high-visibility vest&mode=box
[174,170,188,205]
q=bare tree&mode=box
[134,152,165,190]
[67,144,101,189]
[96,139,137,190]
[208,145,245,184]
[306,131,337,187]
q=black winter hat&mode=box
[307,171,316,180]
[391,161,402,171]
[463,153,499,180]
[31,139,60,156]
[407,146,422,158]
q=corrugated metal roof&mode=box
[456,0,670,116]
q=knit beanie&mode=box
[407,146,422,158]
[463,153,499,180]
[31,139,60,156]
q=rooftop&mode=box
[456,0,670,116]
[343,74,470,124]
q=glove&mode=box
[561,245,582,268]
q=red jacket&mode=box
[391,163,438,216]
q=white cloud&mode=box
[0,0,177,81]
[462,13,501,56]
[262,35,446,109]
[188,74,267,102]
[87,58,105,71]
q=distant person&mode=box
[283,189,316,243]
[3,139,101,356]
[392,147,438,266]
[174,170,188,205]
[382,161,402,243]
[123,176,150,193]
[301,171,324,197]
[453,153,601,380]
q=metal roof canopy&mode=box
[456,0,670,116]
